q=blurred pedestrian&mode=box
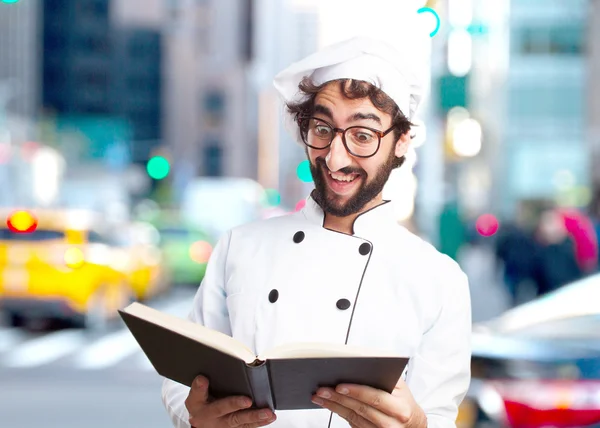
[590,193,600,271]
[533,210,583,296]
[161,36,472,428]
[555,208,599,274]
[494,221,538,306]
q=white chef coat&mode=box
[161,194,472,428]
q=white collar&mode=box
[301,192,396,238]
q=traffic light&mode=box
[1,0,20,4]
[146,156,170,180]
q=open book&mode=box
[118,302,410,411]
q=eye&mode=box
[349,128,376,144]
[314,125,332,137]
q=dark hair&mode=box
[285,77,416,168]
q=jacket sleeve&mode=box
[161,230,233,428]
[406,258,472,428]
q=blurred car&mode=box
[156,224,213,286]
[458,273,600,428]
[109,221,170,301]
[180,177,267,240]
[0,208,134,330]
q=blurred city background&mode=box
[1,0,600,427]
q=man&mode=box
[161,36,472,428]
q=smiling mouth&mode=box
[328,171,360,182]
[324,169,362,196]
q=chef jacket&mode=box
[161,194,472,428]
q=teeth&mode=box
[329,172,357,182]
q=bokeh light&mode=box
[189,241,213,264]
[146,156,170,180]
[476,214,499,237]
[265,188,281,206]
[295,199,307,211]
[296,160,313,183]
[6,210,38,233]
[64,247,85,269]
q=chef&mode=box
[161,36,472,428]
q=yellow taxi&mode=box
[456,396,478,428]
[0,208,134,330]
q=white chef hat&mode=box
[273,36,428,147]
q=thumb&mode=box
[191,375,210,404]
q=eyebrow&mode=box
[314,104,382,126]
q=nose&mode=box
[325,133,352,172]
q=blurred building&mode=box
[0,0,41,119]
[437,0,590,227]
[42,0,112,116]
[41,0,162,166]
[197,0,255,179]
[160,0,258,202]
[252,0,320,208]
[500,0,589,215]
[589,0,600,213]
[110,28,162,162]
[434,0,511,225]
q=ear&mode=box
[394,131,411,158]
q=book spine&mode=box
[246,362,274,411]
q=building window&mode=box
[203,89,225,125]
[518,25,585,55]
[241,0,254,62]
[129,41,147,59]
[77,0,108,18]
[204,144,223,177]
[508,84,584,119]
[45,0,63,14]
[45,33,66,51]
[44,68,64,88]
[81,104,109,114]
[78,70,108,88]
[166,0,182,22]
[78,35,109,54]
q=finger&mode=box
[185,376,210,413]
[312,395,376,428]
[334,384,405,420]
[314,388,395,427]
[189,399,256,427]
[222,409,277,427]
[237,420,277,428]
[205,395,254,419]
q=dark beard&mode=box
[309,147,398,217]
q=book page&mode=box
[261,342,401,360]
[122,302,257,364]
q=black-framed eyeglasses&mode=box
[297,115,396,158]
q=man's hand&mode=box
[311,377,427,428]
[186,375,277,428]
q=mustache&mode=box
[315,157,365,177]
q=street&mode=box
[0,287,197,428]
[1,369,170,428]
